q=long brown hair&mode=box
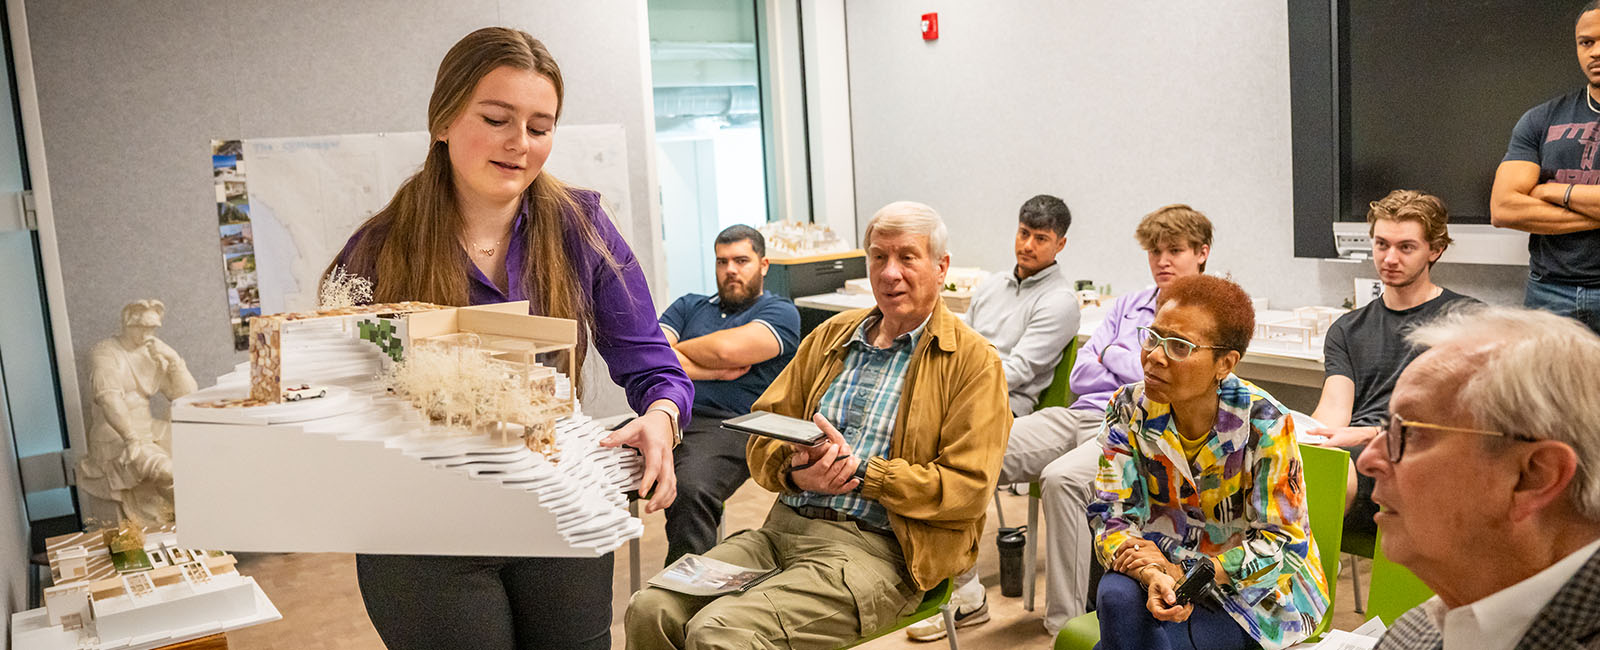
[327,27,622,386]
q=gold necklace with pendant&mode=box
[465,235,505,258]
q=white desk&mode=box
[795,293,1329,389]
[794,291,877,312]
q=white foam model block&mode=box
[11,579,280,650]
[41,584,89,627]
[172,382,643,557]
[93,575,258,644]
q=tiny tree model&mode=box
[379,336,564,453]
[319,265,375,310]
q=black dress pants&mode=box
[662,407,752,565]
[356,553,613,650]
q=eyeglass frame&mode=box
[1135,325,1228,362]
[1380,412,1540,463]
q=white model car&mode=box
[282,384,328,402]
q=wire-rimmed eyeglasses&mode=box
[1136,326,1226,361]
[1380,412,1539,463]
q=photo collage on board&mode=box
[212,140,258,351]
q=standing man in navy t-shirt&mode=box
[658,225,801,564]
[1490,1,1600,333]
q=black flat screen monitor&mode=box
[1290,0,1585,257]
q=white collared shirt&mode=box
[1427,538,1600,649]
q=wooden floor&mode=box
[226,483,1370,649]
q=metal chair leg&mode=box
[993,489,1007,531]
[1024,483,1040,611]
[629,499,642,593]
[1349,553,1366,614]
[943,601,960,650]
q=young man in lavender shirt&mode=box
[1014,205,1213,635]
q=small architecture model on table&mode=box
[758,220,849,258]
[1291,306,1346,335]
[170,292,645,559]
[18,522,279,649]
[1251,306,1350,354]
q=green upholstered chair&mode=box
[1034,340,1081,412]
[1366,531,1434,626]
[845,578,959,649]
[1299,443,1350,640]
[1053,443,1350,648]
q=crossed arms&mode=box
[662,322,782,381]
[1491,160,1600,235]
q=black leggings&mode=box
[356,553,613,650]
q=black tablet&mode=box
[721,411,827,446]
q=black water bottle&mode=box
[997,525,1027,597]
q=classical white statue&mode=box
[78,300,196,524]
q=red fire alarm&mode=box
[921,12,939,40]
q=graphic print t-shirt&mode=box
[1504,88,1600,286]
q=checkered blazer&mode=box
[1376,547,1600,650]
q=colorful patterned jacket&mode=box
[1087,375,1329,650]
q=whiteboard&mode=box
[244,125,632,314]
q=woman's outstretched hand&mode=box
[601,406,679,513]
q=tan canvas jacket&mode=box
[747,299,1013,591]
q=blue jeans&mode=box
[1093,572,1258,650]
[1526,275,1600,334]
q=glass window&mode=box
[648,0,807,296]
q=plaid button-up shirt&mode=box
[781,314,925,528]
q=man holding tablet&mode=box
[626,201,1011,649]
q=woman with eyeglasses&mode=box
[1087,275,1328,650]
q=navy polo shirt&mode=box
[659,291,800,415]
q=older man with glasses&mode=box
[1360,306,1600,650]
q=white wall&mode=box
[26,0,662,426]
[844,1,1527,310]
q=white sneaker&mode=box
[904,595,990,642]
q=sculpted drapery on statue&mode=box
[78,300,197,524]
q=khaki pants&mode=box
[999,406,1105,633]
[625,503,923,650]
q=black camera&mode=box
[1172,559,1226,612]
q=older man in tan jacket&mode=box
[626,201,1012,650]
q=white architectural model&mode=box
[169,300,645,557]
[1251,307,1349,354]
[10,525,279,650]
[759,220,849,258]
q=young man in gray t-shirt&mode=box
[1306,190,1476,539]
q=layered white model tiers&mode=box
[171,367,644,557]
[10,580,279,650]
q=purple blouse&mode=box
[1068,286,1158,412]
[336,188,693,421]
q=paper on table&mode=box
[1308,617,1386,650]
[1310,630,1380,650]
[1351,615,1387,637]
